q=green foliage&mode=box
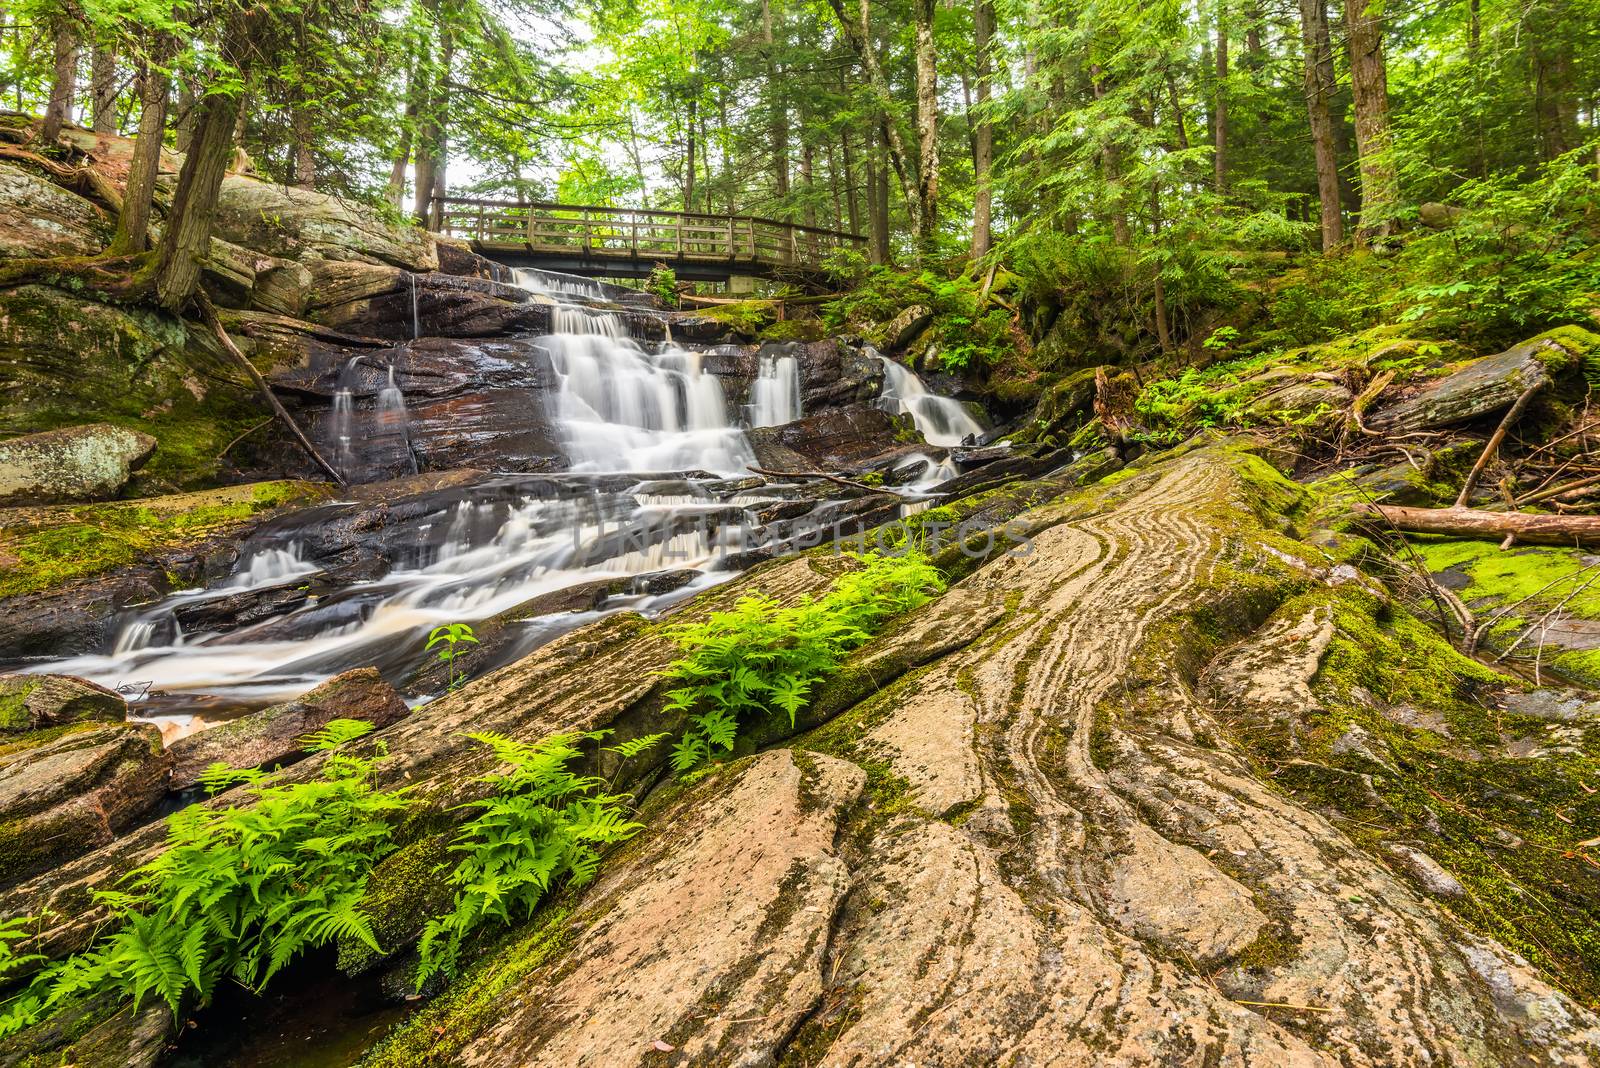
[0,744,408,1036]
[823,268,1014,373]
[414,730,653,986]
[427,623,479,692]
[646,265,679,307]
[663,552,944,772]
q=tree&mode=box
[912,0,939,259]
[1297,0,1342,249]
[1342,0,1398,239]
[971,0,995,258]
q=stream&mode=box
[21,270,984,738]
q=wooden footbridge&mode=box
[428,197,866,283]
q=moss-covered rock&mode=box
[0,674,125,734]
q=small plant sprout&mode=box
[427,623,479,692]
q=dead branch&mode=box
[195,293,347,488]
[747,465,881,494]
[1454,381,1543,507]
[1353,501,1600,548]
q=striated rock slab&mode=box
[0,424,156,505]
[166,666,408,790]
[451,750,863,1067]
[0,722,168,887]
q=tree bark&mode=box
[971,0,995,259]
[291,105,315,189]
[1352,502,1600,549]
[1298,0,1343,249]
[762,0,789,205]
[684,93,697,211]
[40,20,79,146]
[827,0,921,240]
[154,87,242,311]
[1342,0,1399,240]
[1213,10,1229,193]
[175,79,197,152]
[89,43,117,134]
[912,0,939,261]
[109,41,173,256]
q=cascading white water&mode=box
[876,353,985,447]
[26,281,788,721]
[747,352,801,427]
[540,306,755,475]
[513,266,608,301]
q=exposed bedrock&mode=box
[358,441,1600,1066]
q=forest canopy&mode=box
[0,0,1595,347]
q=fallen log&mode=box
[1352,501,1600,547]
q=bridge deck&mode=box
[429,197,866,282]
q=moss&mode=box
[0,480,326,598]
[1222,583,1600,1004]
[338,833,457,975]
[692,299,778,336]
[0,684,33,732]
[359,903,577,1068]
[758,318,824,343]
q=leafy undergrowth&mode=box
[1225,585,1600,1005]
[822,264,1017,373]
[0,481,324,598]
[664,551,945,771]
[0,725,406,1037]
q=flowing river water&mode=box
[24,272,984,737]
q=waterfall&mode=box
[875,354,985,447]
[540,305,755,475]
[747,352,801,427]
[512,267,607,301]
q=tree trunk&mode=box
[291,105,315,189]
[1352,502,1600,549]
[89,43,116,134]
[175,80,197,152]
[109,41,172,256]
[1298,0,1343,250]
[827,0,921,239]
[1342,0,1399,240]
[1213,9,1229,193]
[912,0,939,261]
[971,0,995,259]
[800,138,817,229]
[684,94,697,211]
[39,20,78,146]
[841,130,860,237]
[762,0,789,205]
[868,129,890,264]
[155,87,243,311]
[1091,67,1131,245]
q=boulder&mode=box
[166,666,409,791]
[875,304,933,350]
[0,424,156,505]
[747,405,906,469]
[0,722,168,886]
[1245,378,1352,436]
[0,163,112,259]
[211,176,437,271]
[1418,202,1465,230]
[0,674,125,734]
[1368,333,1581,433]
[0,285,192,439]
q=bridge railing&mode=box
[430,197,866,273]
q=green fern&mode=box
[298,717,378,753]
[663,551,943,772]
[0,745,409,1037]
[414,730,659,986]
